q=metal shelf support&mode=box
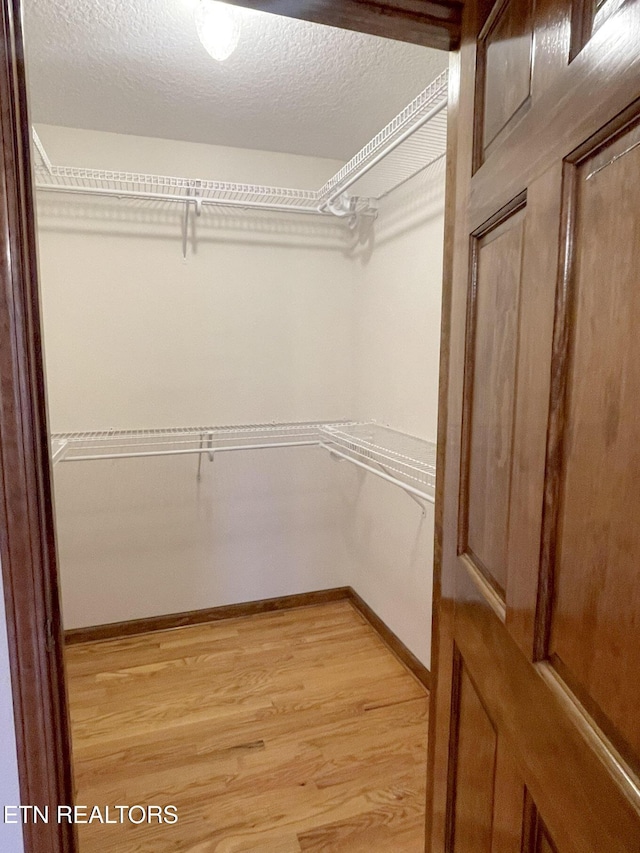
[322,443,433,507]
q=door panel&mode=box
[428,0,640,848]
[449,657,497,852]
[547,115,640,772]
[460,202,526,599]
[505,167,561,656]
[468,0,640,231]
[449,647,528,853]
[477,0,534,163]
[491,741,526,853]
[452,586,640,852]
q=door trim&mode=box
[225,0,463,51]
[0,1,76,850]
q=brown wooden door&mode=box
[428,0,640,851]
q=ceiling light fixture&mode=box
[195,0,240,62]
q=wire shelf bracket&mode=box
[50,437,69,465]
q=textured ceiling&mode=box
[24,0,447,161]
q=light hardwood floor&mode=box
[66,600,429,852]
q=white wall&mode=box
[38,126,358,628]
[354,160,445,439]
[36,125,352,431]
[345,161,446,664]
[37,126,445,668]
[54,449,349,628]
[0,580,25,853]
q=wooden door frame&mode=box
[0,1,461,851]
[224,0,463,51]
[0,0,77,850]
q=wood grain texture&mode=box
[0,1,76,850]
[461,203,526,597]
[66,601,429,853]
[504,165,562,659]
[226,0,463,51]
[569,0,595,61]
[538,827,558,853]
[347,589,431,689]
[65,586,431,690]
[454,586,640,853]
[425,46,461,848]
[479,0,533,155]
[448,662,497,852]
[427,3,494,846]
[429,0,640,848]
[522,796,560,853]
[64,588,352,645]
[490,738,526,853]
[468,0,640,231]
[570,0,620,61]
[547,118,640,772]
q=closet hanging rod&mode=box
[34,183,329,216]
[62,439,320,462]
[321,443,434,504]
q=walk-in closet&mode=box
[25,0,448,848]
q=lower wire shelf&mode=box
[51,420,436,505]
[318,422,436,503]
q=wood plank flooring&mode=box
[66,600,429,852]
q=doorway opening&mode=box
[12,1,454,850]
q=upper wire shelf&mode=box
[32,133,323,216]
[52,422,338,461]
[51,421,436,506]
[317,70,448,211]
[31,69,448,224]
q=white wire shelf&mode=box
[51,422,339,462]
[33,159,324,216]
[317,70,448,211]
[319,422,436,503]
[31,70,447,226]
[51,421,436,507]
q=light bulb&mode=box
[195,0,240,62]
